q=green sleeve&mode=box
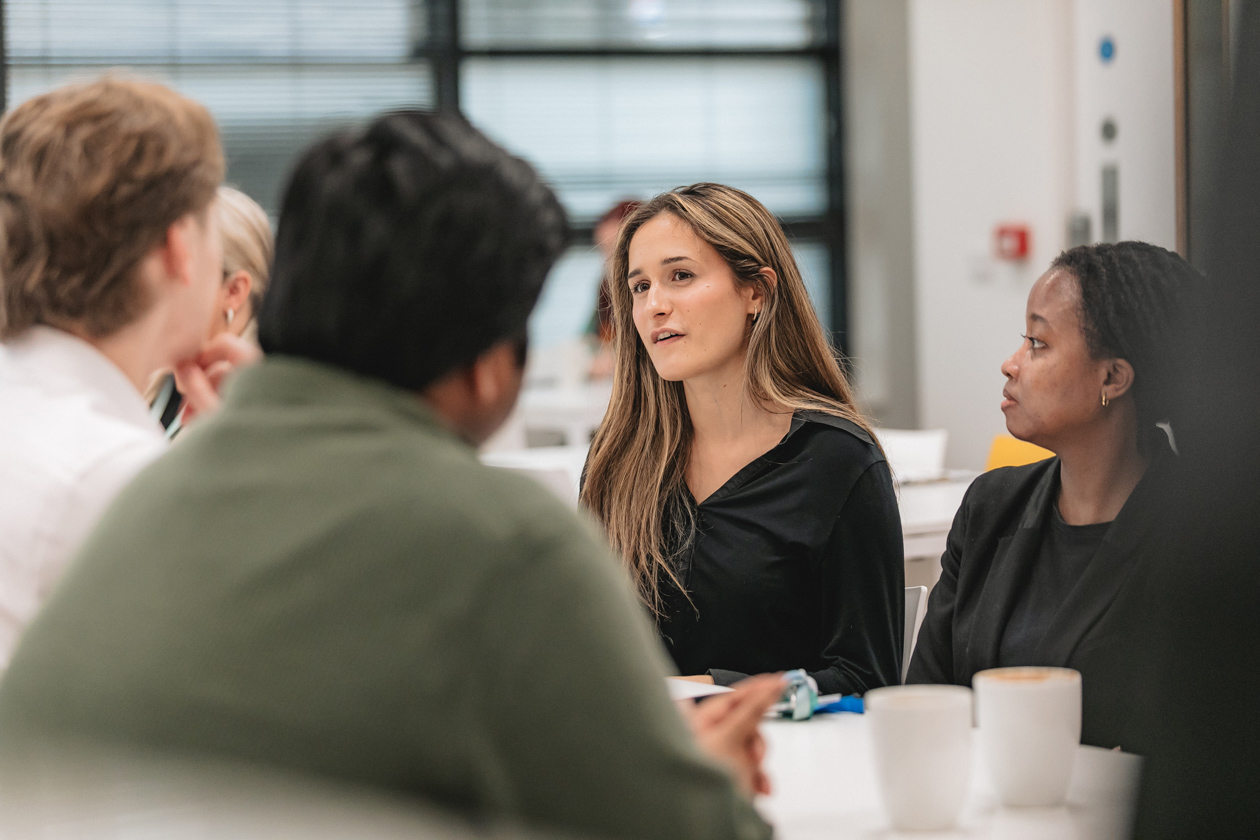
[470,518,773,840]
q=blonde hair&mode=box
[0,75,223,339]
[216,185,273,319]
[580,183,876,614]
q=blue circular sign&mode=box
[1100,36,1116,63]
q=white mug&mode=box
[973,666,1082,807]
[865,684,973,831]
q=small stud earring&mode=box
[225,307,235,327]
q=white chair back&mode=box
[876,428,949,484]
[902,585,929,683]
[480,446,590,509]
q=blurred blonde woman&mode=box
[581,183,904,695]
[150,185,273,433]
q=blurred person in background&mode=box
[1132,4,1260,833]
[582,183,904,696]
[586,200,640,379]
[0,76,247,670]
[0,112,779,840]
[907,241,1199,751]
[149,185,273,434]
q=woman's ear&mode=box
[160,215,197,287]
[1103,358,1136,401]
[223,270,253,315]
[747,267,778,314]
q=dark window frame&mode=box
[0,0,847,351]
[418,0,848,353]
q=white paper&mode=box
[666,678,735,701]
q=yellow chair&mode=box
[984,435,1054,471]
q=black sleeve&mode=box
[904,487,970,685]
[808,461,905,696]
[708,668,749,686]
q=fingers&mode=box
[749,730,770,795]
[197,331,263,370]
[203,359,234,392]
[173,361,220,422]
[690,674,784,799]
[171,333,263,427]
[707,674,784,738]
[691,690,740,728]
[750,730,766,766]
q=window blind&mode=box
[461,0,821,50]
[463,56,827,222]
[6,0,433,214]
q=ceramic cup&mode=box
[865,684,973,831]
[973,666,1082,807]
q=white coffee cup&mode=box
[865,684,973,831]
[973,666,1082,807]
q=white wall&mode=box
[1072,1,1178,249]
[909,0,1074,469]
[907,0,1177,469]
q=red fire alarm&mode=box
[994,224,1031,261]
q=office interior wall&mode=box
[908,0,1075,469]
[1073,0,1178,251]
[905,0,1177,469]
[843,0,919,428]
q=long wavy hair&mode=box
[581,183,875,614]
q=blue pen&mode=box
[814,695,864,714]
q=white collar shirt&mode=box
[0,326,166,668]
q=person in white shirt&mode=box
[0,77,238,667]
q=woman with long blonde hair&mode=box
[150,185,273,433]
[582,183,904,695]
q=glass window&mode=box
[793,240,832,330]
[530,246,606,351]
[6,0,432,212]
[462,0,820,50]
[463,56,826,222]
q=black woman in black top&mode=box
[581,184,904,695]
[907,241,1200,751]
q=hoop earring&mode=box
[225,307,235,327]
[1101,391,1109,407]
[752,308,760,323]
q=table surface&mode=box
[897,479,973,535]
[758,713,1140,840]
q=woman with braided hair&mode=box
[907,241,1201,751]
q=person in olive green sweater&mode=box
[0,111,778,840]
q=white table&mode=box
[516,385,612,447]
[759,714,1140,840]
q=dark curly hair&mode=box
[1050,241,1201,453]
[259,110,568,392]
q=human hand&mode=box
[687,673,784,798]
[174,332,262,424]
[671,675,716,684]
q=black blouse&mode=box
[657,412,905,696]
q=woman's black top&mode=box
[906,439,1174,750]
[997,506,1111,667]
[657,411,905,696]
